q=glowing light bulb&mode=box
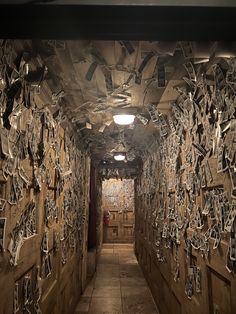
[114,154,126,161]
[113,114,135,125]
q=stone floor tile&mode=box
[97,264,120,272]
[92,286,121,298]
[98,254,119,265]
[74,244,159,314]
[89,297,122,314]
[94,277,121,287]
[101,248,114,254]
[120,270,143,278]
[122,295,159,314]
[95,267,120,278]
[121,286,150,297]
[102,244,114,249]
[120,264,142,271]
[118,255,138,265]
[120,277,147,286]
[114,244,134,250]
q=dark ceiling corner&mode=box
[0,5,236,40]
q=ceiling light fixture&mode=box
[113,114,135,125]
[114,153,126,161]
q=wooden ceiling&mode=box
[16,40,235,165]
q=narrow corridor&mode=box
[75,244,159,314]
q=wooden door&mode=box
[102,179,134,243]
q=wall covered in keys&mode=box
[0,40,91,314]
[135,55,236,314]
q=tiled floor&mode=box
[74,243,159,314]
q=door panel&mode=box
[102,179,134,243]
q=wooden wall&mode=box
[102,179,134,243]
[87,161,103,274]
[135,58,236,314]
[96,175,103,253]
[0,41,90,314]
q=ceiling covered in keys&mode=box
[1,40,236,168]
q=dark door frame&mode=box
[88,161,97,251]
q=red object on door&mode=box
[103,210,110,225]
